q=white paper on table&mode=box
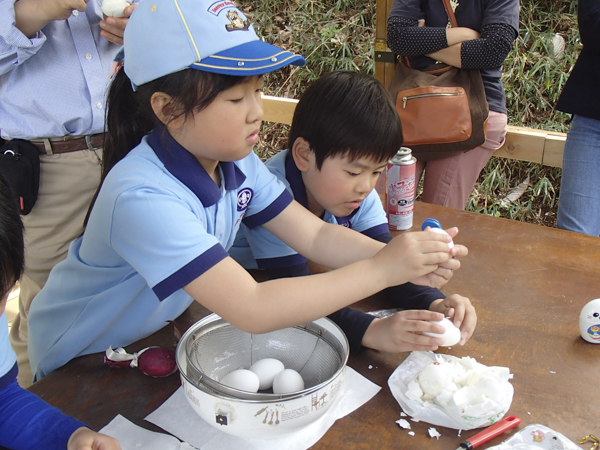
[100,414,197,450]
[145,366,381,450]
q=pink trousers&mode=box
[415,111,508,210]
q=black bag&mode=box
[0,139,41,215]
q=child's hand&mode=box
[68,427,121,450]
[424,227,468,283]
[361,310,448,353]
[429,294,477,345]
[99,3,137,45]
[375,231,451,288]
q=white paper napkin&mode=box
[145,366,380,450]
[100,414,197,450]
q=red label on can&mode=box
[386,160,416,230]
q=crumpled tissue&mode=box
[388,351,514,430]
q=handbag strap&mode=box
[441,0,459,28]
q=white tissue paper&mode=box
[388,351,514,430]
[100,414,197,450]
[486,424,583,450]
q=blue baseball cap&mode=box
[123,0,306,88]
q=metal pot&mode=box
[176,314,349,439]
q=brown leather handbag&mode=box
[388,0,489,161]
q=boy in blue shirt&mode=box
[230,71,476,354]
[0,173,121,449]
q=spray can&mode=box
[386,147,416,230]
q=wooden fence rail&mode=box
[262,95,566,168]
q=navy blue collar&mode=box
[148,129,246,207]
[284,150,358,223]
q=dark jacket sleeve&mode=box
[0,370,87,450]
[327,308,376,356]
[579,0,600,51]
[556,0,600,119]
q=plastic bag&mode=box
[388,351,514,430]
[487,424,583,450]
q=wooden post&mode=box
[374,0,397,88]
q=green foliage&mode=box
[502,0,578,130]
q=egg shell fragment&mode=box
[220,369,260,393]
[249,358,285,390]
[423,317,461,346]
[272,369,304,394]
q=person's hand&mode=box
[41,0,89,21]
[446,27,480,45]
[361,309,448,353]
[429,294,476,345]
[423,227,468,282]
[374,231,452,289]
[99,3,137,45]
[68,427,121,450]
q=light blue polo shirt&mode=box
[28,130,292,381]
[1,312,17,382]
[229,150,389,269]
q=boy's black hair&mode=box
[86,67,249,225]
[0,173,25,299]
[288,71,403,169]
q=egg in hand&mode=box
[101,0,130,17]
[423,317,461,346]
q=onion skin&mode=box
[104,346,178,377]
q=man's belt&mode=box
[29,133,105,155]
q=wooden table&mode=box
[27,202,600,449]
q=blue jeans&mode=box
[557,114,600,236]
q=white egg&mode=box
[428,227,454,248]
[220,369,260,393]
[424,317,461,346]
[272,369,304,394]
[101,0,130,17]
[249,358,285,390]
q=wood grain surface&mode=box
[25,202,600,449]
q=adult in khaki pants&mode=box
[1,0,136,387]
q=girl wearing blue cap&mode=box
[28,0,467,381]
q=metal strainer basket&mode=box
[180,314,349,401]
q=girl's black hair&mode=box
[85,67,248,225]
[288,70,403,169]
[0,173,25,299]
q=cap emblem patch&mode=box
[225,10,251,31]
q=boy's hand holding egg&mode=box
[429,294,477,346]
[423,317,461,346]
